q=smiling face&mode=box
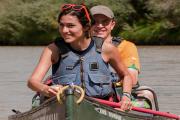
[59,14,85,44]
[91,14,115,39]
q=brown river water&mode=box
[0,46,180,119]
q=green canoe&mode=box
[8,86,179,120]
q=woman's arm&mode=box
[27,43,59,97]
[102,42,133,111]
[102,42,132,93]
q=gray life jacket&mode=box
[52,37,114,98]
[112,37,122,47]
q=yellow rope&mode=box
[56,85,69,104]
[56,85,85,104]
[74,85,85,104]
[114,81,122,87]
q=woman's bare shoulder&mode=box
[102,41,116,53]
[42,43,60,64]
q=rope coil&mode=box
[56,85,85,104]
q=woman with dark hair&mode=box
[27,4,133,111]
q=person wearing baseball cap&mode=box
[90,5,114,19]
[90,5,140,84]
[90,5,116,42]
[90,5,154,110]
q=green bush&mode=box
[0,0,179,45]
[0,0,61,45]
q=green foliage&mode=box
[0,0,179,45]
[146,0,180,29]
[0,0,61,45]
[119,0,180,45]
[121,20,180,45]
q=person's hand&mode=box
[41,85,63,97]
[119,94,132,111]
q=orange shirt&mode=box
[117,40,140,72]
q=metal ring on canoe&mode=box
[56,85,85,104]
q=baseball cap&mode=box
[90,5,114,19]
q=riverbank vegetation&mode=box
[0,0,179,45]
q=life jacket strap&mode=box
[112,37,122,47]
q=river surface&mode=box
[0,46,180,119]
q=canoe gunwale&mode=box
[8,92,171,120]
[86,97,156,119]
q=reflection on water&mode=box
[0,46,180,119]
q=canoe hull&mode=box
[8,91,172,120]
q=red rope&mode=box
[93,98,180,120]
